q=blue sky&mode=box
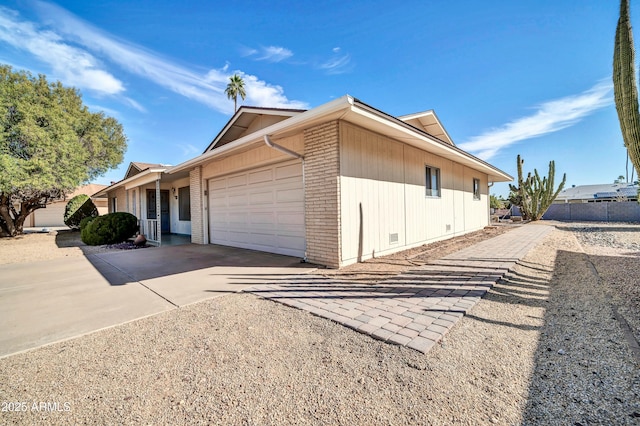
[0,0,633,197]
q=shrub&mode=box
[81,212,138,246]
[64,194,98,230]
[79,216,96,231]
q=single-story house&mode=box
[93,162,192,243]
[99,96,512,268]
[553,183,639,203]
[25,183,108,228]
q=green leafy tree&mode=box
[224,74,246,112]
[613,0,640,188]
[508,155,566,221]
[0,65,126,237]
[490,194,504,209]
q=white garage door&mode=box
[208,161,305,258]
[33,202,67,227]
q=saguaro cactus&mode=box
[613,0,640,182]
[509,155,566,221]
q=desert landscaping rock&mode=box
[0,223,638,424]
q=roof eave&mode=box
[92,168,167,197]
[168,95,355,174]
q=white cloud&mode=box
[4,1,307,114]
[319,51,353,75]
[0,7,124,95]
[178,143,201,157]
[241,73,307,109]
[123,97,146,113]
[242,45,293,62]
[260,46,293,62]
[458,80,613,160]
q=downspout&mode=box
[264,135,307,262]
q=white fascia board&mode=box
[167,95,355,175]
[93,169,166,197]
[123,170,165,190]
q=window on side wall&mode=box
[179,186,191,221]
[473,178,481,200]
[111,197,117,213]
[425,166,441,197]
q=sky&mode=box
[0,0,634,197]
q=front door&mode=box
[147,190,170,233]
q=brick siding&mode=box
[190,166,204,244]
[304,121,341,268]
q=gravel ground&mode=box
[0,230,118,265]
[0,223,639,425]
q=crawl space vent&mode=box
[389,233,399,244]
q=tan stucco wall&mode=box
[108,187,127,213]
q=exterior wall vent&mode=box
[389,233,399,244]
[446,224,451,231]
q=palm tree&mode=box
[224,74,246,112]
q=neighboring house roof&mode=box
[169,95,512,182]
[555,183,639,201]
[29,183,108,207]
[68,183,108,199]
[204,106,307,153]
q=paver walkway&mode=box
[248,224,554,353]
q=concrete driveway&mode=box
[0,244,316,358]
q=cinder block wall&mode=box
[544,202,640,222]
[607,201,640,221]
[189,166,204,244]
[304,121,341,268]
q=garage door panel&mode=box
[227,175,247,188]
[276,163,301,180]
[209,178,227,190]
[249,212,275,226]
[278,212,304,226]
[228,193,249,206]
[276,187,303,203]
[248,190,274,205]
[209,161,305,258]
[249,169,273,184]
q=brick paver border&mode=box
[248,224,554,354]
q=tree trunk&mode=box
[0,195,17,237]
[0,195,40,237]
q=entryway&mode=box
[147,189,170,233]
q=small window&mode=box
[111,197,117,213]
[179,186,191,221]
[473,178,481,200]
[425,166,441,197]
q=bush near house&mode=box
[79,216,96,231]
[81,212,138,246]
[64,195,99,230]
